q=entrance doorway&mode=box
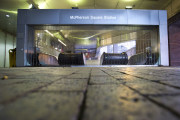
[26,25,159,66]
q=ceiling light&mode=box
[6,14,10,18]
[0,9,17,14]
[28,3,39,9]
[126,6,133,9]
[64,34,68,38]
[71,0,81,3]
[39,2,46,9]
[58,39,67,46]
[44,30,54,37]
[29,4,33,9]
[44,30,66,47]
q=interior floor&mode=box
[0,67,180,120]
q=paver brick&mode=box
[125,82,180,95]
[1,67,180,120]
[0,92,83,120]
[40,79,88,92]
[150,96,180,114]
[84,85,179,120]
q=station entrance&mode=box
[16,9,168,66]
[26,25,159,66]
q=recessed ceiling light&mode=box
[126,6,133,9]
[6,15,10,17]
[64,34,68,38]
[71,0,81,3]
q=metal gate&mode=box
[26,25,159,66]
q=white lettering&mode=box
[70,16,75,19]
[90,16,103,20]
[104,16,117,20]
[70,16,89,20]
[70,16,117,20]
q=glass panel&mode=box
[28,25,159,66]
[0,31,5,67]
[107,45,113,53]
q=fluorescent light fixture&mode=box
[126,6,132,9]
[83,33,100,40]
[44,30,66,47]
[6,14,10,17]
[0,9,17,14]
[44,30,54,37]
[58,39,67,46]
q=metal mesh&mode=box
[26,25,159,66]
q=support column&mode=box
[159,10,169,66]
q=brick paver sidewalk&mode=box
[0,67,180,120]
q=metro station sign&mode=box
[70,16,117,20]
